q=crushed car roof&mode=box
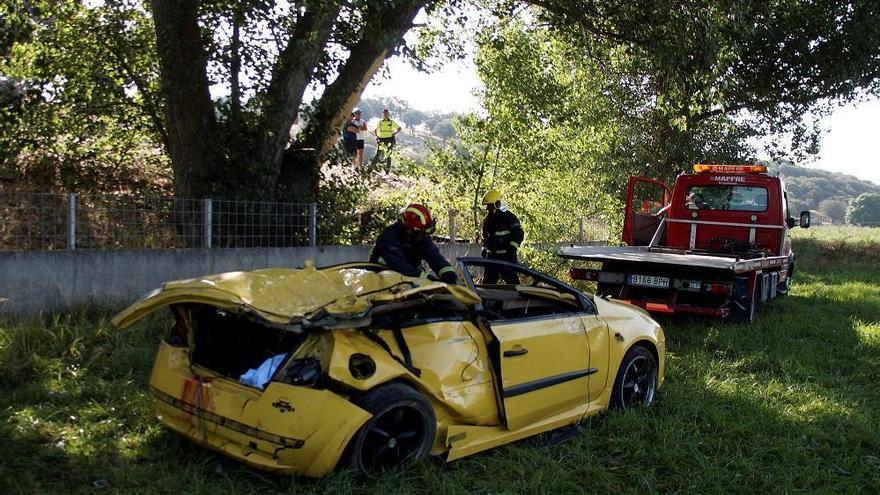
[112,262,480,330]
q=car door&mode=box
[459,258,595,431]
[623,176,672,246]
[490,313,591,430]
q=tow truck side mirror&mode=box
[786,217,796,229]
[799,210,811,229]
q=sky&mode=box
[364,56,880,186]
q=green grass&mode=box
[2,225,879,494]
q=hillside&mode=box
[769,161,880,222]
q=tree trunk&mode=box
[150,0,218,198]
[229,8,242,135]
[251,3,342,198]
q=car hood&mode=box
[112,262,480,330]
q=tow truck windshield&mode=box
[685,185,768,212]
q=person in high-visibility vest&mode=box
[374,108,401,164]
[370,203,458,284]
[480,189,524,284]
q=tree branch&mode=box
[252,1,343,192]
[299,0,427,158]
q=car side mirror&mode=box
[799,210,811,229]
[786,217,796,229]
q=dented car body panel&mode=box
[116,259,665,477]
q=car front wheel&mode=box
[347,382,436,475]
[611,346,658,409]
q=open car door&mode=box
[459,258,597,431]
[623,176,672,246]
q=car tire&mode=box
[611,346,658,409]
[347,382,436,475]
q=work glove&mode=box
[481,247,489,258]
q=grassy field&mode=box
[2,226,879,494]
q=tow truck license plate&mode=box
[628,274,670,288]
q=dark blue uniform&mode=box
[370,223,458,284]
[482,210,524,284]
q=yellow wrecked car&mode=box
[113,258,665,477]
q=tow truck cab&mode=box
[567,164,811,322]
[625,164,810,255]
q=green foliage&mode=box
[846,192,880,225]
[0,0,168,193]
[531,0,880,163]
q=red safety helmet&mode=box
[401,203,436,233]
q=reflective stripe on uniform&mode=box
[494,230,511,236]
[509,241,519,248]
[489,249,508,254]
[438,266,455,276]
[406,206,427,225]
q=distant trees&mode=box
[2,0,879,219]
[846,193,880,225]
[818,199,848,224]
[772,161,880,215]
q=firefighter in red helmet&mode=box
[370,203,459,284]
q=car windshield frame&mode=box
[456,257,596,315]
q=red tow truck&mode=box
[560,164,811,322]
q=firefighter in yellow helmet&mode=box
[480,189,524,284]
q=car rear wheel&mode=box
[348,382,436,475]
[611,346,658,409]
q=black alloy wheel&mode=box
[348,382,436,475]
[611,346,658,409]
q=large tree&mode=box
[522,0,880,177]
[150,0,436,201]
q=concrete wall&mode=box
[0,244,481,316]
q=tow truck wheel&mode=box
[778,261,794,298]
[596,282,618,297]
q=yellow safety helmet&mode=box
[482,189,502,205]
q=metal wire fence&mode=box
[1,192,317,250]
[1,191,612,251]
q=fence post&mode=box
[578,217,584,243]
[203,198,212,248]
[67,193,77,250]
[448,208,457,243]
[308,203,317,247]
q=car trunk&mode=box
[183,304,308,383]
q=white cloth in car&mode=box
[239,354,286,389]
